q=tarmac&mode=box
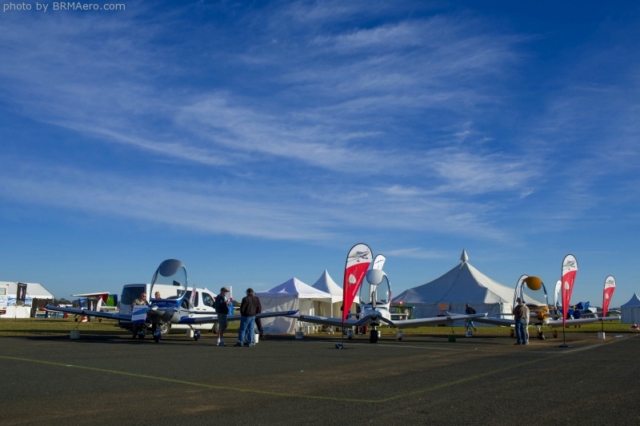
[1,331,639,425]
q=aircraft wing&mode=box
[391,313,487,329]
[45,304,131,322]
[473,316,516,327]
[179,310,298,324]
[295,314,362,328]
[72,292,110,298]
[546,315,622,327]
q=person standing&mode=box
[465,303,477,332]
[214,287,231,346]
[235,288,260,347]
[513,298,526,345]
[522,302,530,344]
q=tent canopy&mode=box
[621,293,640,307]
[393,250,515,318]
[312,270,342,299]
[621,293,640,324]
[258,277,332,300]
[257,278,332,334]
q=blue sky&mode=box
[1,1,638,308]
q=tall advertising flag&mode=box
[561,254,578,326]
[372,254,386,271]
[602,276,616,318]
[342,243,372,323]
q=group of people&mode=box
[214,287,264,347]
[131,287,265,346]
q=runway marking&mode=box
[304,339,461,351]
[0,337,627,404]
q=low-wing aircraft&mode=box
[293,267,486,343]
[474,275,621,339]
[46,259,295,343]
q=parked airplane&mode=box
[293,267,486,343]
[475,275,621,339]
[46,259,294,343]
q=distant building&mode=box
[0,282,54,318]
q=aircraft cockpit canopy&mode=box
[359,270,390,306]
[150,259,188,298]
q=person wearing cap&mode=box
[512,298,527,345]
[215,287,231,346]
[235,288,261,347]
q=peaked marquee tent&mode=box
[257,278,332,335]
[311,270,360,318]
[620,293,640,324]
[393,250,514,319]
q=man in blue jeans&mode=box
[513,298,527,345]
[235,288,261,347]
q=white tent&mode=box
[257,278,332,335]
[393,250,514,319]
[620,293,640,324]
[0,282,54,318]
[311,270,342,318]
[311,270,360,318]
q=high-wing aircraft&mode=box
[46,259,295,343]
[293,267,486,343]
[474,275,621,339]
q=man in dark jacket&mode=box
[235,288,261,347]
[215,287,231,346]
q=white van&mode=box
[118,283,218,334]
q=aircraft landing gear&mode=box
[553,330,558,338]
[510,329,515,338]
[194,330,201,341]
[369,328,379,343]
[346,329,354,339]
[537,330,545,340]
[159,322,170,336]
[397,330,404,341]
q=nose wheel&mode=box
[369,328,379,343]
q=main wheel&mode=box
[553,330,558,338]
[159,322,170,335]
[194,330,201,341]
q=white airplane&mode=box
[474,275,621,339]
[46,259,295,343]
[293,267,486,343]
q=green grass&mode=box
[0,317,128,336]
[0,318,634,337]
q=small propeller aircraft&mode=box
[474,275,621,339]
[293,266,487,343]
[46,259,295,343]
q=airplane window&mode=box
[202,293,215,308]
[358,276,390,305]
[376,277,390,304]
[121,286,146,305]
[359,284,373,305]
[184,291,199,307]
